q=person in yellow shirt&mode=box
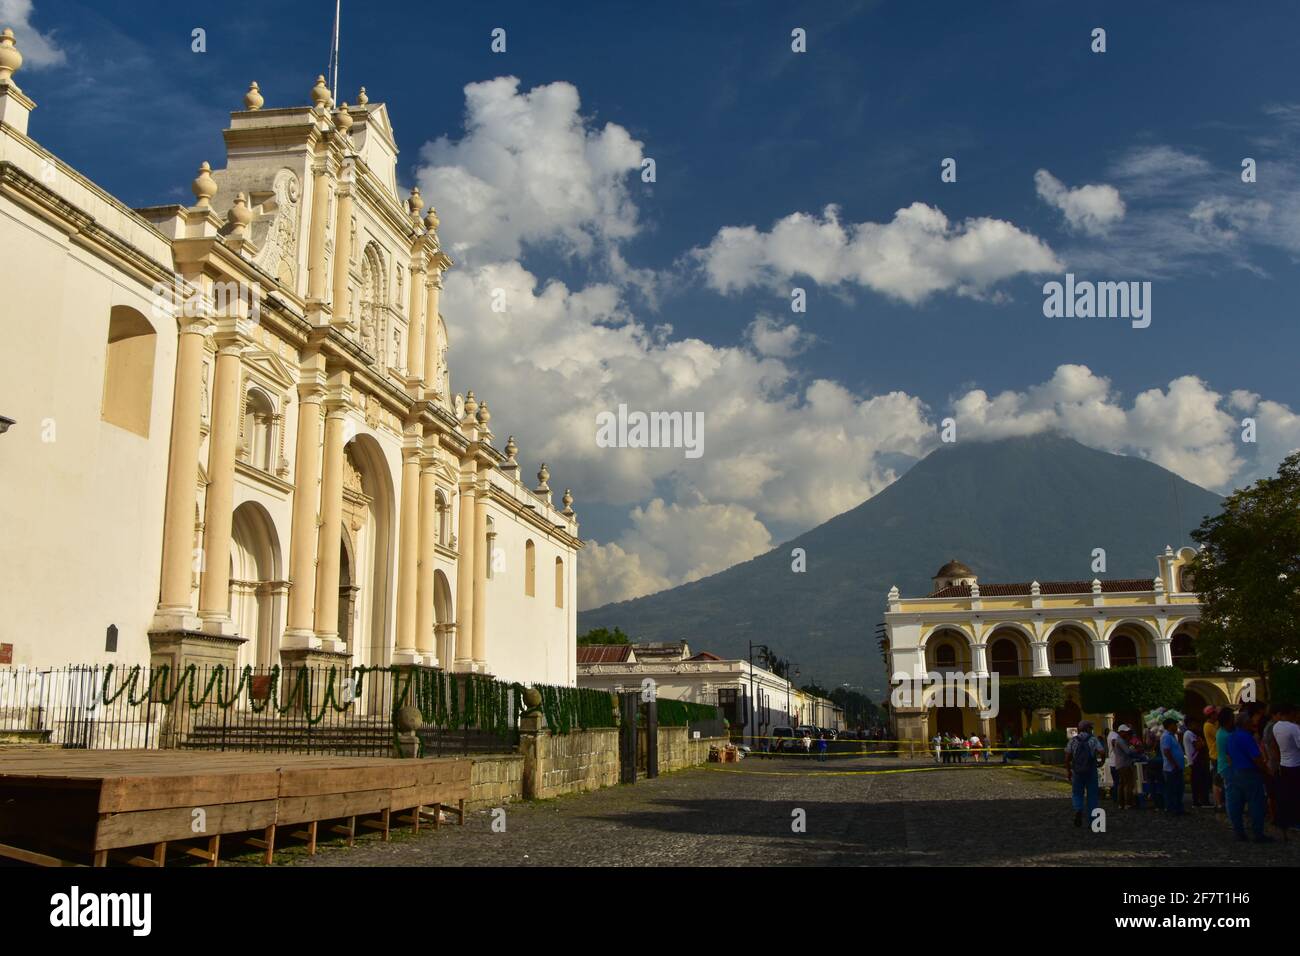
[1203,705,1224,813]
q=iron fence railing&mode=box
[0,664,535,756]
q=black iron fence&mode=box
[0,664,535,757]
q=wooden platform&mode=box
[0,750,472,867]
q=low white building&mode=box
[576,642,844,742]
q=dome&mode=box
[934,559,973,579]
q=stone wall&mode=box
[468,753,524,810]
[472,725,727,805]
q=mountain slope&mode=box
[577,434,1224,695]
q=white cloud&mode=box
[693,202,1061,304]
[579,498,773,607]
[1034,169,1126,235]
[416,79,1299,611]
[0,0,65,68]
[417,76,644,263]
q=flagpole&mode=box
[330,0,341,104]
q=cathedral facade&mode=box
[0,30,580,685]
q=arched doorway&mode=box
[433,569,453,667]
[341,434,395,671]
[1109,634,1139,668]
[230,501,282,670]
[988,636,1023,677]
[1055,697,1082,732]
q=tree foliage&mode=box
[577,626,631,646]
[1079,666,1185,714]
[1001,677,1066,727]
[1189,451,1300,695]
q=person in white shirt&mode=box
[1105,726,1121,802]
[1272,703,1300,838]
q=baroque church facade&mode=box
[0,29,581,685]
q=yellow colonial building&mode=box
[884,549,1252,745]
[0,29,580,684]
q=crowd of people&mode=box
[1065,701,1300,842]
[931,732,1000,763]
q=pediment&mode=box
[242,349,297,390]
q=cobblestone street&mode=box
[290,759,1300,867]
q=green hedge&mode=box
[535,684,617,734]
[1000,677,1067,717]
[1272,663,1300,704]
[654,699,720,727]
[1079,665,1185,714]
[1018,728,1069,763]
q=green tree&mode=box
[800,681,831,699]
[577,626,631,646]
[1190,451,1300,698]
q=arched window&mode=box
[1171,632,1198,671]
[1052,642,1074,665]
[242,388,275,471]
[435,489,450,546]
[555,557,565,608]
[524,540,536,597]
[101,306,156,436]
[1110,634,1138,668]
[990,638,1020,677]
[935,643,957,668]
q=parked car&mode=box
[770,727,798,752]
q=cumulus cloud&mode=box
[0,0,65,68]
[1034,169,1126,235]
[693,203,1061,304]
[416,78,1299,611]
[416,76,645,263]
[579,499,773,607]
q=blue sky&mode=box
[11,0,1300,606]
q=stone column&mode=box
[312,380,349,652]
[393,434,423,664]
[1030,641,1051,676]
[406,262,426,384]
[156,312,213,624]
[330,173,354,330]
[198,318,250,630]
[1092,639,1112,670]
[970,641,989,676]
[283,358,326,647]
[415,452,439,662]
[454,465,477,668]
[1154,636,1172,668]
[472,486,489,667]
[305,159,333,303]
[421,270,443,397]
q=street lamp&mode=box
[748,641,769,749]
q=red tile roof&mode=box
[576,644,634,664]
[928,579,1155,598]
[688,652,723,661]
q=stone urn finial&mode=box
[228,192,253,235]
[0,28,23,84]
[463,389,478,420]
[356,86,369,106]
[408,185,423,218]
[424,206,439,233]
[535,463,551,494]
[244,81,264,110]
[522,686,543,716]
[561,488,575,516]
[192,161,218,209]
[504,435,518,462]
[310,74,331,109]
[334,102,353,133]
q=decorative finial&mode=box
[476,400,490,425]
[408,186,423,218]
[228,192,253,234]
[535,463,551,494]
[561,489,575,516]
[0,28,23,85]
[1153,576,1165,593]
[504,435,518,462]
[356,86,369,106]
[887,585,900,601]
[310,74,331,109]
[244,81,264,111]
[969,581,980,598]
[1030,580,1041,597]
[1164,544,1174,556]
[424,206,439,232]
[334,103,353,133]
[1091,578,1103,594]
[192,161,218,209]
[463,390,478,420]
